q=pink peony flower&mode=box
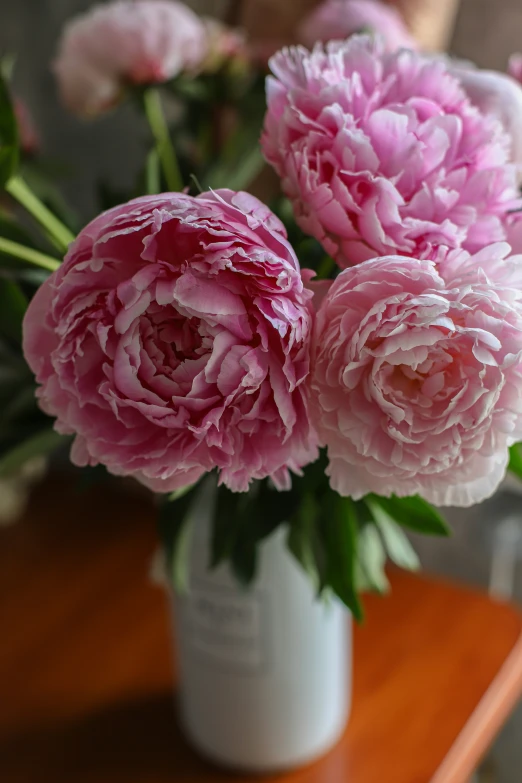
[262,37,520,268]
[298,0,416,52]
[310,254,522,506]
[22,190,318,493]
[449,64,522,178]
[54,0,208,116]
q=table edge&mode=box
[430,623,522,783]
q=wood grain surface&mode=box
[1,476,521,783]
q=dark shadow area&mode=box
[0,688,354,783]
[0,691,230,783]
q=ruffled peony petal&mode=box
[23,190,318,494]
[262,37,521,269]
[311,252,522,506]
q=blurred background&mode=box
[4,0,521,220]
[2,1,522,781]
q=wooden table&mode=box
[1,478,522,783]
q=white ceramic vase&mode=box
[170,489,352,773]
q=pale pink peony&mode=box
[262,37,520,268]
[22,190,318,493]
[298,0,416,52]
[449,64,522,177]
[429,241,522,290]
[54,0,208,116]
[311,254,522,506]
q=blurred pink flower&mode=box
[508,53,522,84]
[14,99,39,156]
[449,64,522,178]
[23,190,318,493]
[54,0,208,116]
[201,18,247,72]
[311,253,522,506]
[298,0,416,51]
[262,37,520,268]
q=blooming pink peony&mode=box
[22,190,318,493]
[262,37,520,268]
[54,0,208,116]
[298,0,416,52]
[311,254,522,506]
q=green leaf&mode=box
[171,513,196,591]
[0,278,27,343]
[355,523,389,594]
[157,483,200,592]
[210,483,244,568]
[168,483,196,502]
[287,492,321,589]
[318,495,363,620]
[368,494,450,536]
[231,492,286,585]
[366,497,420,572]
[230,481,297,586]
[509,443,522,481]
[230,536,258,586]
[0,72,19,186]
[0,428,67,477]
[212,479,301,587]
[0,55,16,84]
[0,236,60,272]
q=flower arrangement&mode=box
[3,0,522,619]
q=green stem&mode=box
[143,88,183,192]
[6,176,75,253]
[0,237,61,272]
[145,148,160,195]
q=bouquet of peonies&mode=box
[4,0,522,617]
